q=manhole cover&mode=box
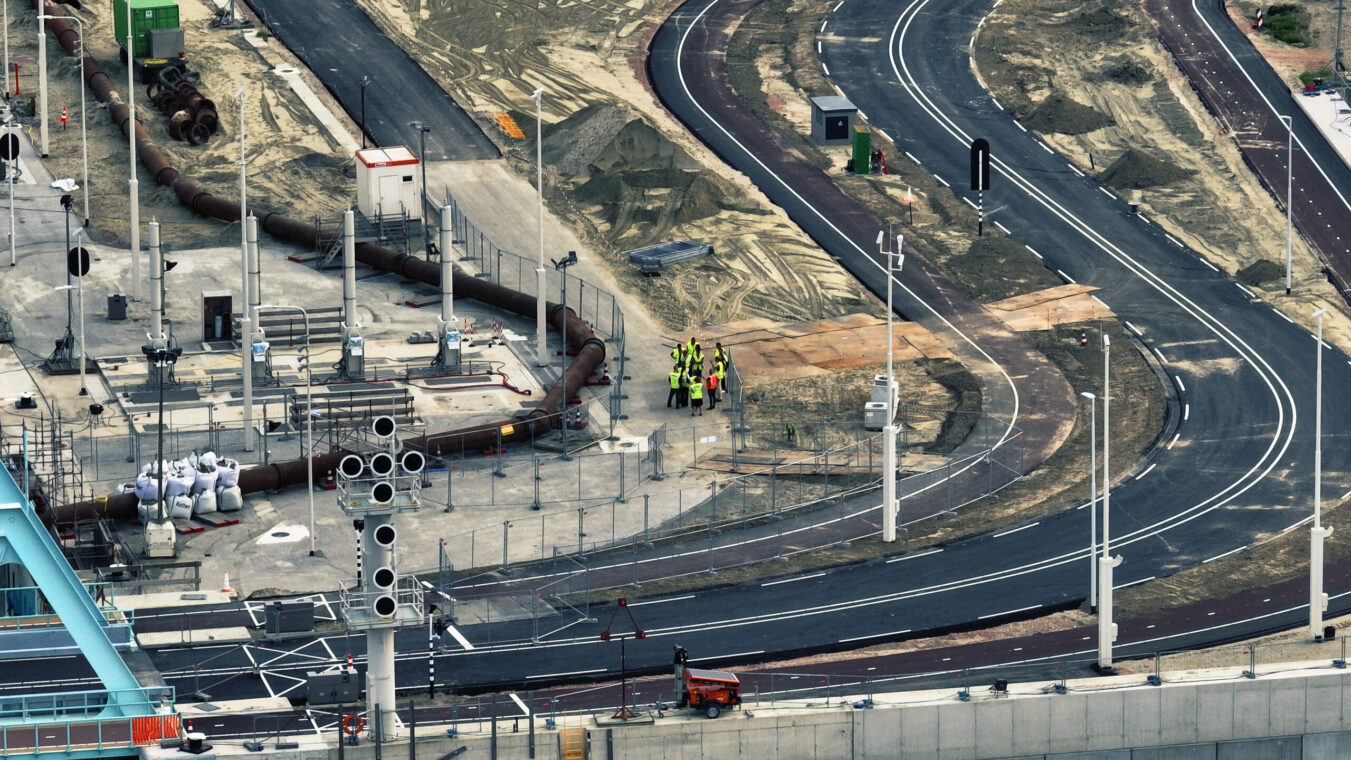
[270,531,290,539]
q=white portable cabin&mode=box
[355,146,422,222]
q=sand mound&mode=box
[1097,56,1153,86]
[534,104,635,179]
[589,119,703,175]
[1096,148,1192,190]
[1021,93,1116,135]
[1237,259,1286,286]
[1070,6,1129,39]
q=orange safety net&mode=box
[494,113,526,139]
[132,714,181,745]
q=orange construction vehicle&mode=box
[673,645,741,718]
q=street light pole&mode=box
[236,87,254,453]
[532,87,547,367]
[40,16,87,225]
[1097,334,1121,671]
[553,251,577,459]
[1282,114,1294,295]
[1310,307,1331,639]
[359,76,370,149]
[258,304,315,556]
[408,121,431,256]
[37,13,47,157]
[1081,391,1097,610]
[126,0,141,301]
[877,229,904,542]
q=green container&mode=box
[113,0,180,60]
[852,124,871,175]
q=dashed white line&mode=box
[969,35,976,48]
[1068,164,1084,177]
[628,594,696,607]
[1138,214,1152,226]
[1184,404,1190,421]
[447,625,475,651]
[992,522,1040,538]
[1272,308,1295,324]
[508,693,529,715]
[1134,463,1156,480]
[817,41,822,53]
[1124,321,1141,335]
[761,572,826,587]
[1168,432,1180,449]
[904,151,921,164]
[1155,349,1169,363]
[1175,375,1186,392]
[887,548,944,563]
[963,197,979,210]
[991,97,1004,111]
[1115,576,1155,590]
[1200,258,1219,272]
[1091,295,1109,309]
[857,109,868,121]
[1040,142,1054,154]
[934,174,950,187]
[876,128,890,141]
[1015,121,1027,132]
[820,20,828,32]
[822,62,830,75]
[1056,269,1075,284]
[832,0,843,9]
[527,668,605,680]
[1099,187,1116,199]
[1025,245,1042,259]
[839,628,913,644]
[1342,488,1351,500]
[691,650,764,662]
[1202,546,1248,564]
[978,604,1043,620]
[1165,234,1183,247]
[1236,283,1254,296]
[994,221,1010,234]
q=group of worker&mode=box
[666,338,729,416]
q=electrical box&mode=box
[355,147,422,222]
[307,667,360,705]
[810,95,857,145]
[870,375,898,407]
[143,520,176,559]
[342,335,365,378]
[202,290,233,342]
[265,601,314,636]
[251,340,270,381]
[863,401,890,432]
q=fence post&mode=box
[502,521,510,570]
[532,456,542,511]
[642,494,650,544]
[577,507,584,556]
[618,451,626,500]
[444,460,454,513]
[494,428,505,478]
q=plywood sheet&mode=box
[987,285,1115,332]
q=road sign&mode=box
[0,133,19,161]
[67,246,90,278]
[970,138,990,191]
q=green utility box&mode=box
[852,124,871,175]
[113,0,181,60]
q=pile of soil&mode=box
[1021,93,1116,135]
[1096,56,1153,85]
[1237,259,1287,286]
[1096,148,1193,190]
[535,104,635,179]
[1069,6,1130,38]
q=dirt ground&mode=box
[13,0,354,249]
[972,0,1351,355]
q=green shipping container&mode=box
[851,124,871,175]
[113,0,180,60]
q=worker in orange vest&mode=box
[704,372,718,410]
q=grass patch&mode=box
[1265,4,1312,47]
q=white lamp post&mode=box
[531,86,547,367]
[126,0,141,302]
[1311,307,1331,638]
[1097,334,1122,670]
[1280,115,1294,295]
[1082,391,1097,610]
[237,87,254,453]
[257,304,315,556]
[877,229,904,542]
[37,14,47,157]
[39,15,87,225]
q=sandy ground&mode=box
[972,0,1351,356]
[14,0,356,249]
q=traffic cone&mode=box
[347,652,355,670]
[221,571,234,595]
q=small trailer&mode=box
[673,645,741,718]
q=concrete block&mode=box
[1269,681,1307,739]
[900,704,940,756]
[1086,691,1126,751]
[1159,684,1201,745]
[1216,735,1300,760]
[854,703,901,759]
[935,702,976,759]
[972,698,1014,758]
[1131,744,1216,760]
[1011,694,1054,756]
[1123,684,1162,748]
[1306,677,1344,733]
[1229,679,1271,740]
[812,715,852,759]
[1047,691,1089,753]
[1302,728,1351,759]
[1195,683,1235,742]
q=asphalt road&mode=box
[243,0,499,162]
[9,0,1351,728]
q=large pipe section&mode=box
[342,209,357,332]
[148,220,163,340]
[36,2,605,524]
[439,205,454,327]
[247,215,260,325]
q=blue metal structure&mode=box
[0,450,179,757]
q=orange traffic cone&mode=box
[221,571,234,595]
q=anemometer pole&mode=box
[971,138,990,236]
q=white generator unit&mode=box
[871,375,898,407]
[863,401,891,432]
[355,147,422,222]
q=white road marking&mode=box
[1155,349,1169,363]
[1056,269,1075,284]
[1040,142,1054,154]
[691,650,763,661]
[1272,308,1295,324]
[1135,463,1156,480]
[969,35,975,47]
[877,128,890,141]
[1091,295,1109,309]
[509,693,529,715]
[447,625,475,651]
[1099,187,1116,199]
[628,594,696,607]
[994,221,1010,234]
[1124,321,1141,335]
[886,548,943,563]
[1235,283,1254,296]
[1175,375,1186,392]
[1165,234,1183,247]
[817,41,822,53]
[934,174,950,187]
[1168,432,1181,449]
[1202,545,1247,564]
[762,572,826,587]
[992,522,1039,538]
[1025,245,1042,259]
[1015,121,1027,132]
[1114,576,1155,590]
[832,0,843,10]
[1184,404,1190,421]
[839,629,912,644]
[963,197,979,210]
[991,97,1003,111]
[1138,214,1152,225]
[978,604,1042,620]
[1200,258,1219,272]
[526,668,605,680]
[822,62,830,75]
[1068,164,1084,177]
[820,20,827,32]
[904,151,921,164]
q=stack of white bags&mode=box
[124,451,244,522]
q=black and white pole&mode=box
[970,138,990,237]
[355,520,363,585]
[428,615,436,698]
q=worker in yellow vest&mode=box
[667,365,682,408]
[713,361,727,407]
[714,342,728,368]
[689,374,704,416]
[678,368,692,409]
[671,344,684,366]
